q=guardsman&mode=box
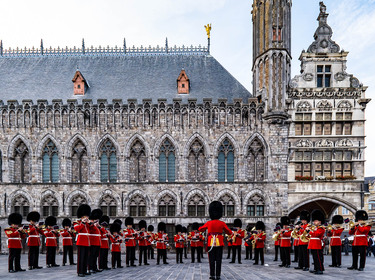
[198,230,205,260]
[61,218,76,266]
[43,216,60,268]
[230,218,245,264]
[348,210,372,271]
[294,210,310,271]
[26,211,43,270]
[253,221,266,265]
[199,201,232,280]
[174,224,185,264]
[189,222,204,263]
[292,221,301,263]
[88,209,103,273]
[279,216,292,268]
[273,223,281,261]
[307,209,325,275]
[98,215,110,270]
[182,226,188,259]
[109,222,123,269]
[123,217,137,267]
[327,215,344,268]
[74,204,91,277]
[244,224,253,260]
[147,225,155,259]
[137,220,150,266]
[226,232,233,259]
[156,222,169,265]
[5,213,26,273]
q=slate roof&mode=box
[0,53,251,104]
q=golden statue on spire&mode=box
[204,24,212,39]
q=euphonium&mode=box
[291,228,299,239]
[272,230,281,241]
[349,220,355,228]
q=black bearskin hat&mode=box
[8,213,22,225]
[332,215,344,224]
[311,209,325,224]
[182,226,187,233]
[280,216,290,226]
[110,222,121,234]
[246,224,252,232]
[62,218,72,227]
[45,216,57,227]
[27,211,40,222]
[233,218,242,228]
[256,221,265,231]
[176,224,183,233]
[158,222,166,232]
[100,215,110,226]
[139,220,147,230]
[113,219,123,226]
[299,210,310,222]
[125,217,134,226]
[90,209,103,220]
[77,204,91,219]
[148,225,154,232]
[209,201,223,220]
[355,210,368,222]
[192,222,199,231]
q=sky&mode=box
[0,0,375,175]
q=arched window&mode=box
[246,194,265,217]
[12,195,29,217]
[158,194,176,217]
[100,194,117,217]
[41,194,59,217]
[129,194,146,217]
[70,194,87,217]
[13,141,30,183]
[100,140,117,183]
[247,138,265,181]
[187,140,205,181]
[159,139,175,182]
[219,194,235,217]
[42,140,59,183]
[369,200,375,211]
[71,140,88,182]
[187,194,205,217]
[218,139,234,182]
[129,140,147,182]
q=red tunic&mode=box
[307,226,325,250]
[254,232,266,249]
[43,228,59,247]
[60,229,75,246]
[74,221,90,246]
[100,227,109,249]
[327,228,344,246]
[145,232,154,246]
[298,224,309,246]
[349,225,371,246]
[189,231,204,248]
[137,231,150,247]
[27,224,41,246]
[110,235,122,252]
[89,224,102,247]
[155,232,168,249]
[123,228,137,247]
[198,220,232,247]
[293,236,299,247]
[274,232,280,246]
[231,229,245,246]
[279,229,292,248]
[174,234,185,248]
[5,227,26,249]
[244,234,253,247]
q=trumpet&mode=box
[348,219,375,228]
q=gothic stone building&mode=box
[0,1,370,250]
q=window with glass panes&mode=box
[129,194,146,217]
[159,139,176,182]
[70,195,87,217]
[12,195,30,218]
[129,140,147,182]
[335,151,352,177]
[100,194,117,217]
[219,194,235,217]
[335,112,352,135]
[41,194,59,217]
[294,151,312,177]
[187,194,205,217]
[218,139,235,182]
[14,141,30,183]
[158,194,176,216]
[71,140,88,183]
[315,113,332,135]
[369,201,375,210]
[42,140,59,182]
[317,65,331,88]
[247,194,265,217]
[295,113,312,136]
[100,140,117,182]
[314,151,332,177]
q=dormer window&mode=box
[72,70,89,95]
[317,65,331,88]
[177,69,189,94]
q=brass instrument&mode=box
[291,227,299,239]
[272,230,281,241]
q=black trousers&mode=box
[77,245,89,275]
[231,245,241,263]
[311,249,324,272]
[226,246,232,259]
[274,245,279,261]
[200,246,204,258]
[157,248,167,264]
[208,247,223,277]
[63,245,74,265]
[254,247,264,264]
[245,246,253,259]
[46,246,56,265]
[352,245,367,269]
[126,246,135,265]
[147,245,154,259]
[331,245,341,266]
[298,245,309,268]
[176,248,183,263]
[139,246,148,264]
[89,245,100,271]
[184,246,188,258]
[111,252,121,268]
[280,247,291,266]
[99,248,109,269]
[9,248,21,271]
[28,246,40,268]
[191,247,201,263]
[293,245,299,262]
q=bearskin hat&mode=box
[77,204,91,219]
[299,210,310,222]
[45,216,57,227]
[100,215,110,226]
[233,218,242,228]
[158,222,166,232]
[192,222,199,231]
[110,222,121,234]
[125,217,134,226]
[8,213,22,225]
[182,226,187,233]
[62,218,72,227]
[332,215,344,225]
[27,211,40,222]
[90,209,103,220]
[311,209,325,224]
[148,225,154,232]
[113,219,123,226]
[209,201,223,220]
[139,220,147,230]
[176,224,183,233]
[280,216,290,226]
[246,224,252,232]
[255,221,265,231]
[355,210,368,222]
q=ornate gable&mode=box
[177,69,189,94]
[72,70,89,95]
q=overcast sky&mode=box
[0,0,375,175]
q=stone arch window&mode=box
[41,194,59,217]
[70,194,87,217]
[218,139,235,182]
[12,195,30,218]
[187,194,205,217]
[100,194,117,217]
[71,140,88,183]
[100,139,117,183]
[246,194,265,217]
[159,139,175,182]
[247,138,265,181]
[187,139,205,182]
[158,194,176,217]
[13,141,30,183]
[129,194,146,217]
[129,140,147,182]
[42,140,59,183]
[219,194,235,217]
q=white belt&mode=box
[63,237,72,239]
[281,237,291,239]
[354,235,366,237]
[78,233,90,236]
[102,238,108,241]
[8,238,21,240]
[46,237,56,239]
[310,238,320,240]
[29,235,40,238]
[127,238,135,240]
[331,236,341,239]
[90,234,101,237]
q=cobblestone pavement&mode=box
[0,252,374,279]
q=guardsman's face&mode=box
[65,226,69,230]
[30,220,35,225]
[301,220,307,224]
[313,220,321,226]
[127,225,132,229]
[12,224,18,229]
[141,227,145,231]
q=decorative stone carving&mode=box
[315,139,334,148]
[296,139,313,148]
[296,101,312,112]
[336,139,354,147]
[337,100,352,111]
[303,73,314,82]
[316,100,332,111]
[334,72,347,81]
[350,77,360,88]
